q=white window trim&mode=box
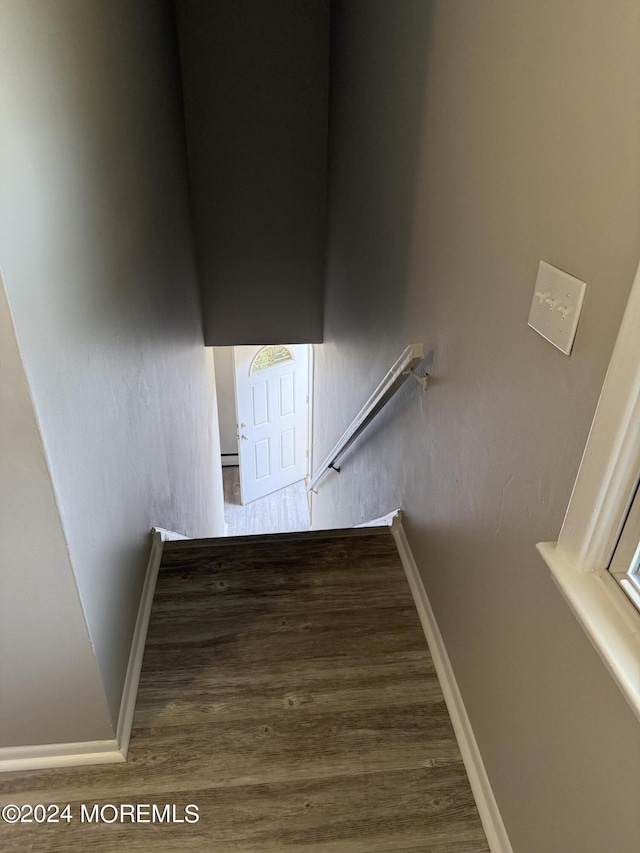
[537,256,640,721]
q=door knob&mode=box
[240,434,249,441]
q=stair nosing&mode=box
[162,526,392,551]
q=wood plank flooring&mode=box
[0,530,488,852]
[223,466,310,536]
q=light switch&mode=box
[527,261,586,355]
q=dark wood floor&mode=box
[0,530,488,852]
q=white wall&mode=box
[0,0,225,730]
[314,2,640,851]
[0,273,113,747]
[213,347,239,456]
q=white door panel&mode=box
[280,429,295,469]
[251,381,269,426]
[279,374,294,415]
[234,344,309,505]
[253,438,270,480]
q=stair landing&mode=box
[1,529,488,853]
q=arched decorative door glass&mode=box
[250,345,295,374]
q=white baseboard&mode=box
[354,508,401,528]
[221,454,239,467]
[153,526,189,541]
[390,515,513,853]
[0,739,124,774]
[0,530,164,774]
[115,528,164,757]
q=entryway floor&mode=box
[223,466,310,536]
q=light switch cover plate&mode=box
[528,260,586,355]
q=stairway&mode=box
[2,527,489,853]
[144,527,489,851]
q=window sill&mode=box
[537,541,640,722]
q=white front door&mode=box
[233,344,310,505]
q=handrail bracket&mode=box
[406,369,429,390]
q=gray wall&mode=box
[313,2,640,851]
[0,274,113,747]
[0,0,225,731]
[176,0,329,346]
[213,347,239,455]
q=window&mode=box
[536,258,640,720]
[609,481,640,610]
[250,345,294,374]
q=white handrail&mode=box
[308,343,426,492]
